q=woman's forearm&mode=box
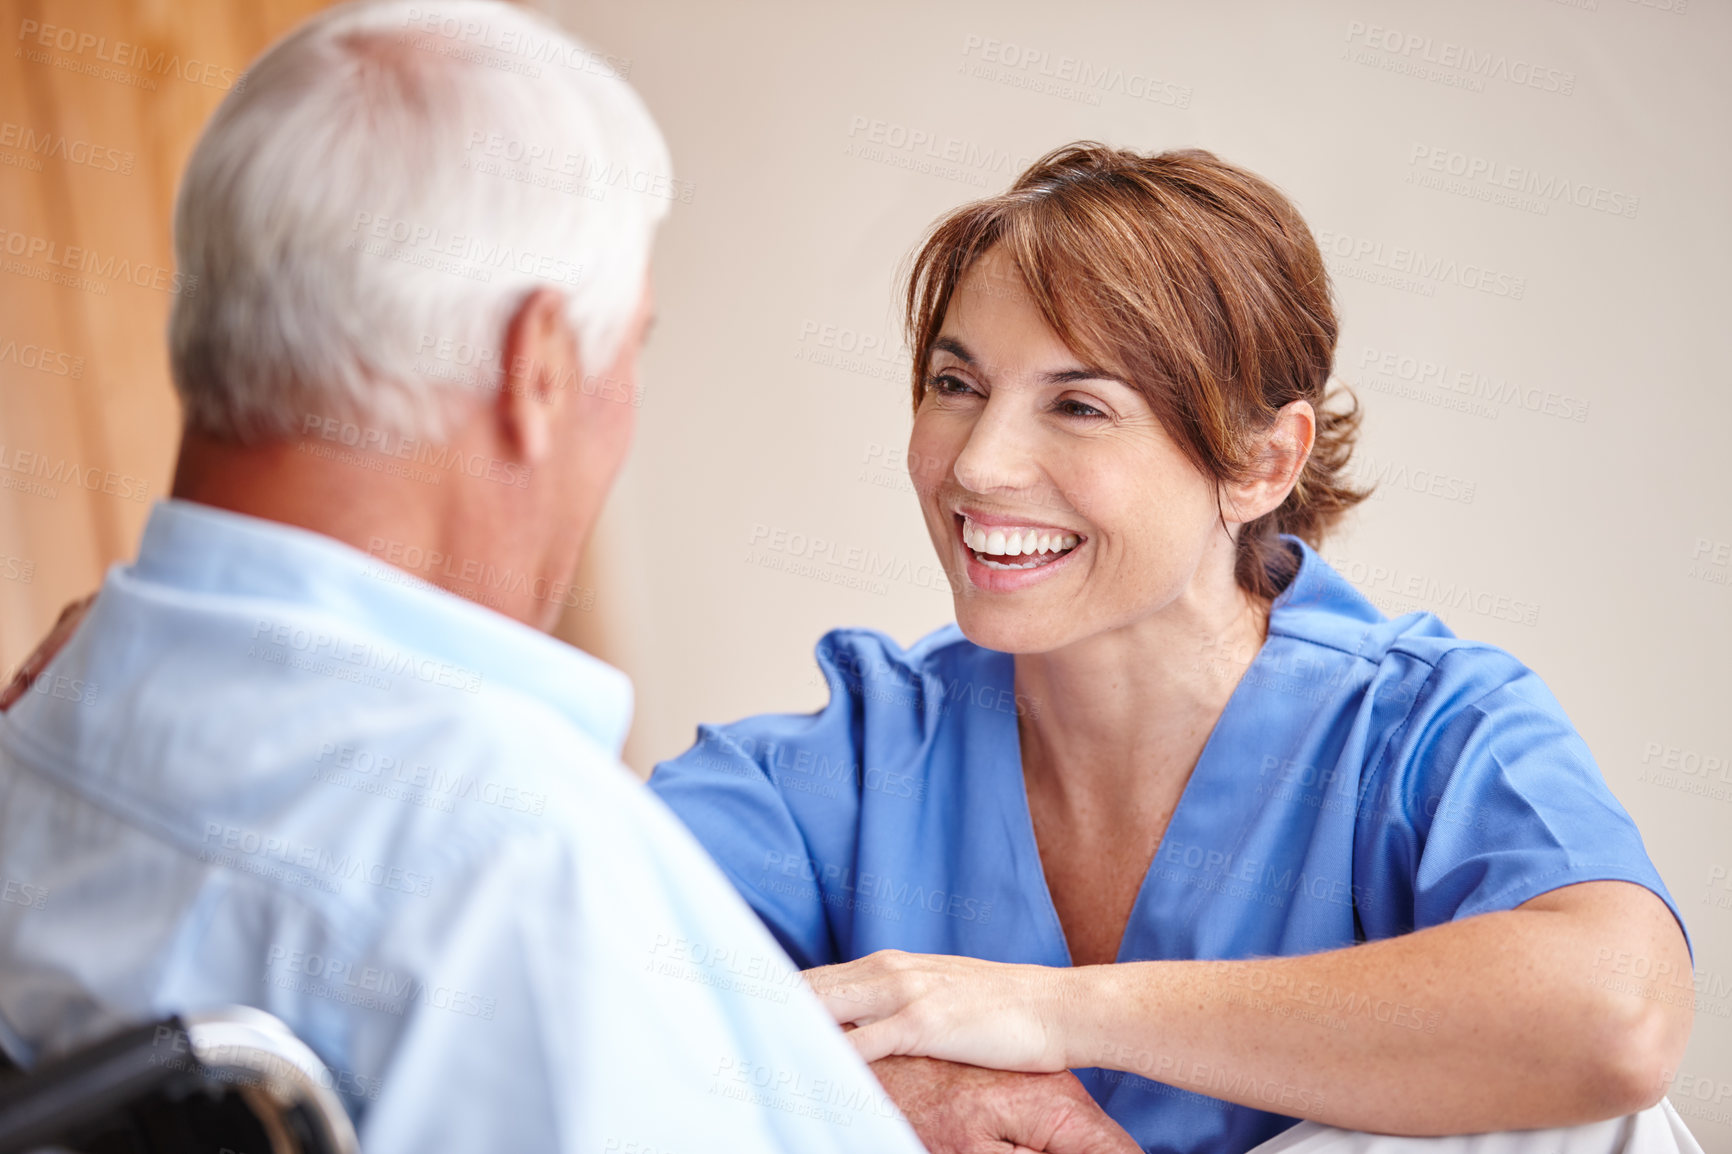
[1065,885,1691,1132]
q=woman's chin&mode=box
[952,604,1069,656]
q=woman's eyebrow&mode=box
[930,336,975,364]
[1042,366,1126,386]
[930,337,1123,386]
[928,337,1129,386]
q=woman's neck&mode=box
[1013,575,1271,805]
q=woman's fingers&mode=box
[811,977,893,1025]
[809,951,1073,1071]
[806,950,916,1024]
[839,1015,908,1064]
[812,977,915,1030]
[808,953,942,1061]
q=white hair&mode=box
[169,0,671,442]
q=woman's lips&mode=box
[954,513,1084,589]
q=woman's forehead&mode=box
[939,257,1123,383]
[958,245,1031,301]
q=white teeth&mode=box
[961,516,1081,560]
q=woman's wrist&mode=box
[1052,962,1140,1071]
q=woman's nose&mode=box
[952,403,1040,495]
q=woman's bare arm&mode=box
[810,880,1692,1133]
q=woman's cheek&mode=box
[907,453,947,499]
[906,419,951,494]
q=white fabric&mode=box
[1247,1101,1703,1154]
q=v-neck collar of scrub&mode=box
[989,538,1319,968]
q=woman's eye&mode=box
[928,373,976,396]
[1057,398,1105,418]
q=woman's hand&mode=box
[807,950,1079,1071]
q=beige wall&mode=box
[553,0,1732,1142]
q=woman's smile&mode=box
[954,509,1086,590]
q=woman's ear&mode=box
[1221,399,1316,526]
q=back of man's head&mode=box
[169,0,670,445]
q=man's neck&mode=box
[169,429,549,627]
[172,430,439,555]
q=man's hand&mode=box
[0,594,96,710]
[870,1055,1142,1154]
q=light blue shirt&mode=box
[0,499,922,1154]
[651,536,1688,1154]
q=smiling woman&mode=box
[648,143,1696,1154]
[905,143,1366,605]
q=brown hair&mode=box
[905,142,1368,601]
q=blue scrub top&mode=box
[649,537,1686,1154]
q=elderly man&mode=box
[0,2,1141,1151]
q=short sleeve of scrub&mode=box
[648,724,842,969]
[649,629,931,970]
[1352,646,1691,953]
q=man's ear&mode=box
[1222,399,1317,525]
[497,287,581,463]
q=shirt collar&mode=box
[129,499,634,755]
[1267,534,1392,652]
